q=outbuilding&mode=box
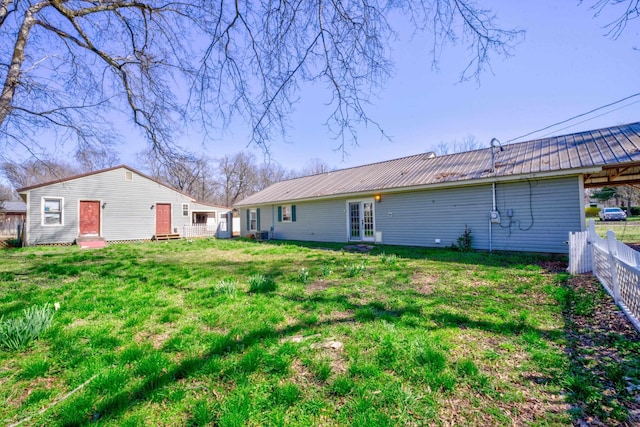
[18,165,233,246]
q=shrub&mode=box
[584,207,599,218]
[0,304,54,351]
[248,274,276,293]
[450,225,473,252]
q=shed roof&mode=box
[0,201,26,213]
[236,121,640,206]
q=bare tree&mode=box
[138,150,216,202]
[297,158,335,176]
[584,0,640,39]
[1,159,79,189]
[214,152,260,207]
[615,185,640,207]
[257,162,290,189]
[0,183,16,203]
[1,0,528,163]
[432,134,482,155]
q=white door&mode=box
[348,200,375,242]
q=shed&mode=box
[17,165,233,245]
[0,201,26,237]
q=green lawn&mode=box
[0,239,616,425]
[590,216,640,243]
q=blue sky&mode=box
[246,0,638,171]
[13,1,639,175]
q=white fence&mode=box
[569,220,640,332]
[182,224,218,238]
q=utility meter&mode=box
[490,210,501,224]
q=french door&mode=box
[348,200,375,242]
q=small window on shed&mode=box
[182,203,189,217]
[125,170,133,181]
[42,197,63,225]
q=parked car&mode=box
[599,207,627,221]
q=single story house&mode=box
[0,201,26,237]
[17,165,233,246]
[235,122,640,253]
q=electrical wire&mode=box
[536,99,640,139]
[505,92,640,144]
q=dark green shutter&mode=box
[257,208,261,230]
[292,205,296,222]
[246,209,249,230]
[278,206,282,222]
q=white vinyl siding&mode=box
[241,176,583,253]
[22,168,196,245]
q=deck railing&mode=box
[182,224,217,238]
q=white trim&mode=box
[578,175,587,231]
[41,196,64,226]
[249,208,258,231]
[345,198,376,242]
[281,204,292,222]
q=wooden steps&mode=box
[153,233,181,241]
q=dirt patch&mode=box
[134,330,171,349]
[310,339,348,376]
[536,259,568,273]
[564,273,640,425]
[306,280,334,293]
[342,244,374,253]
[411,271,439,295]
[320,310,355,323]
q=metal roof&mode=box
[236,121,640,206]
[0,201,26,212]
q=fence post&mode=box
[606,230,621,304]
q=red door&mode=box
[155,203,172,234]
[79,201,101,235]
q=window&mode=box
[42,197,63,225]
[282,205,292,222]
[249,209,257,231]
[277,205,296,222]
[182,203,189,217]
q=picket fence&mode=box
[568,219,640,332]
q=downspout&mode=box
[489,138,502,253]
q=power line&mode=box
[537,99,640,139]
[505,92,640,144]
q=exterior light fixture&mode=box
[101,202,107,209]
[374,194,382,202]
[150,205,155,209]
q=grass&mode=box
[590,216,640,242]
[0,238,585,425]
